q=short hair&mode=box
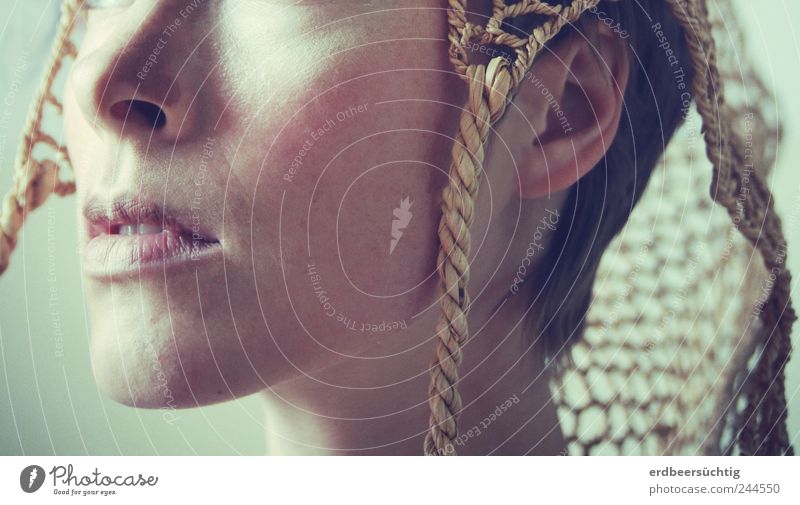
[525,1,694,360]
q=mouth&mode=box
[82,196,222,279]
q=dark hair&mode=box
[526,1,694,360]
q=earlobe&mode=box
[515,25,630,199]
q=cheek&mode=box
[246,91,456,348]
[220,29,463,350]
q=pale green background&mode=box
[1,0,798,455]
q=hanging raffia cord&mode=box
[426,0,795,456]
[661,0,795,456]
[0,0,794,456]
[425,0,601,455]
[0,0,80,275]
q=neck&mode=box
[261,280,564,455]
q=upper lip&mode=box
[83,195,218,242]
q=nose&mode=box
[69,6,208,143]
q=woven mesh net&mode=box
[0,0,794,456]
[426,0,795,455]
[553,107,771,455]
[551,0,790,456]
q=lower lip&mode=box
[83,230,222,279]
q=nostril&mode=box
[109,100,167,130]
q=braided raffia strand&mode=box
[0,0,79,275]
[664,0,795,456]
[425,0,600,456]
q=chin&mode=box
[88,310,266,409]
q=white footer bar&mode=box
[1,456,797,504]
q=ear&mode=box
[513,24,630,198]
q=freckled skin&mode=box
[65,0,625,454]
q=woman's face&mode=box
[65,0,485,406]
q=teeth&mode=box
[118,224,164,236]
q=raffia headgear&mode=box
[0,0,794,456]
